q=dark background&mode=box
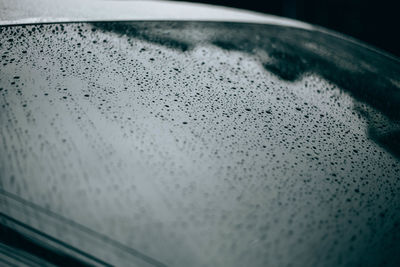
[178,0,399,58]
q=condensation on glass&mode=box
[0,22,400,267]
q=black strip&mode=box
[0,220,93,266]
[0,213,111,266]
[0,243,43,266]
[0,189,168,267]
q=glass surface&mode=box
[1,21,400,266]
